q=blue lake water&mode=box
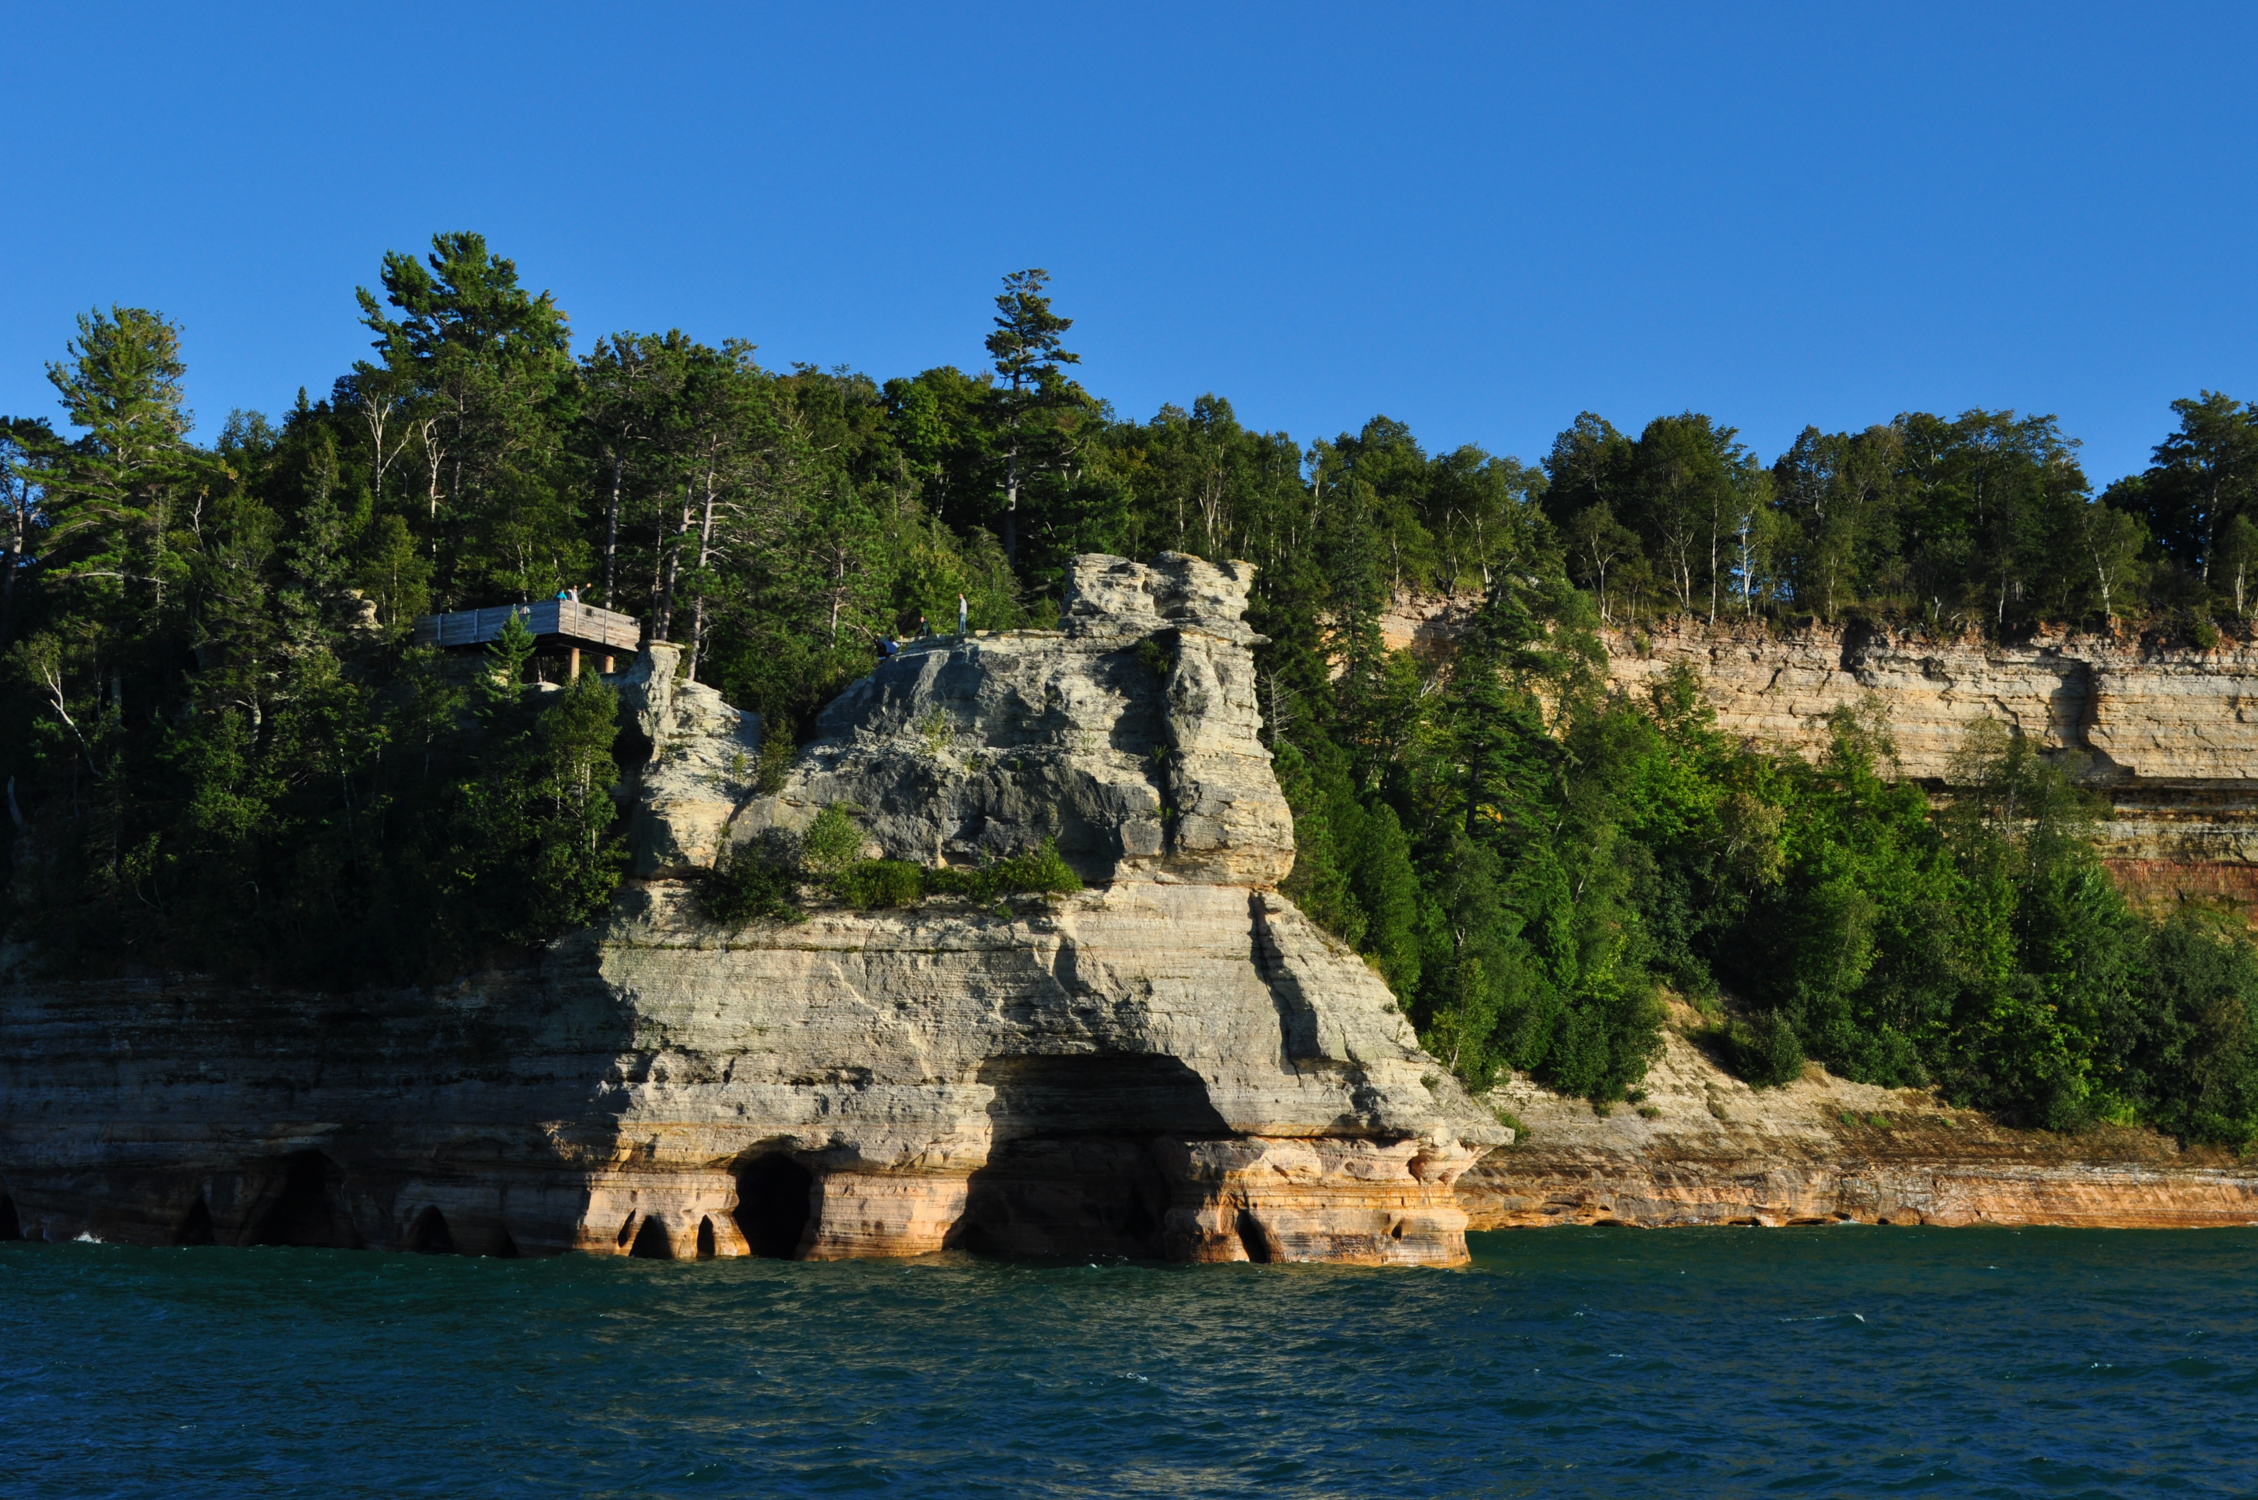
[4,1227,2256,1498]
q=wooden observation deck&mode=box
[413,599,643,675]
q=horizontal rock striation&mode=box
[1604,620,2258,785]
[1376,597,2258,1225]
[0,553,1500,1265]
[1603,620,2258,916]
[1461,1024,2258,1230]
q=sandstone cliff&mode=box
[1382,592,2258,918]
[1376,596,2258,1223]
[0,554,1502,1266]
[1604,620,2258,916]
[1461,1012,2258,1230]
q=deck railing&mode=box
[412,600,643,652]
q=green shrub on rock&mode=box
[833,859,927,909]
[799,804,866,880]
[701,833,800,926]
[1729,1010,1806,1088]
[703,802,1085,919]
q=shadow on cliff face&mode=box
[947,1055,1231,1260]
[248,1152,366,1249]
[406,1205,457,1254]
[0,1190,20,1240]
[175,1197,217,1246]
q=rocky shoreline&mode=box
[8,567,2257,1263]
[1463,1018,2258,1231]
[0,555,1498,1265]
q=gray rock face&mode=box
[722,552,1293,886]
[0,553,1501,1266]
[618,642,764,878]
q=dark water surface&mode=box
[5,1228,2257,1499]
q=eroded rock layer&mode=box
[1461,1025,2258,1230]
[0,554,1500,1265]
[1601,621,2258,914]
[1373,599,2258,1222]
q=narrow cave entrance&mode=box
[733,1156,814,1259]
[1236,1209,1275,1263]
[0,1193,21,1241]
[250,1151,363,1248]
[176,1197,216,1247]
[628,1215,674,1259]
[406,1206,456,1254]
[696,1217,716,1259]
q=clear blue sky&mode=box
[7,1,2255,486]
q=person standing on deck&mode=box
[957,593,969,636]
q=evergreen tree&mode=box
[984,269,1080,568]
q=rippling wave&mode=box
[4,1227,2256,1497]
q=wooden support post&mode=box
[601,654,615,674]
[569,646,581,680]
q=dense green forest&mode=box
[5,232,2256,1145]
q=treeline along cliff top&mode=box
[5,232,2258,1148]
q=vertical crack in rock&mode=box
[1249,892,1324,1069]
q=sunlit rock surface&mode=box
[1462,1021,2258,1230]
[1381,594,2258,919]
[726,552,1294,887]
[0,553,1499,1265]
[1603,621,2258,916]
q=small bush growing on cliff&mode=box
[1134,634,1176,678]
[714,801,1086,914]
[925,839,1084,901]
[1726,1010,1806,1088]
[824,842,1082,908]
[798,804,867,879]
[701,832,800,926]
[832,858,926,908]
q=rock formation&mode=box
[1461,1014,2258,1229]
[1604,620,2258,916]
[1377,596,2258,1224]
[1383,592,2258,917]
[0,554,1502,1265]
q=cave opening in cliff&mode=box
[1235,1209,1276,1263]
[0,1192,20,1240]
[696,1216,716,1258]
[406,1206,456,1254]
[734,1155,814,1258]
[249,1151,365,1248]
[949,1055,1230,1259]
[628,1214,674,1258]
[175,1197,216,1246]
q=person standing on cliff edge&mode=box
[958,593,969,636]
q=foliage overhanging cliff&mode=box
[3,232,2256,1145]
